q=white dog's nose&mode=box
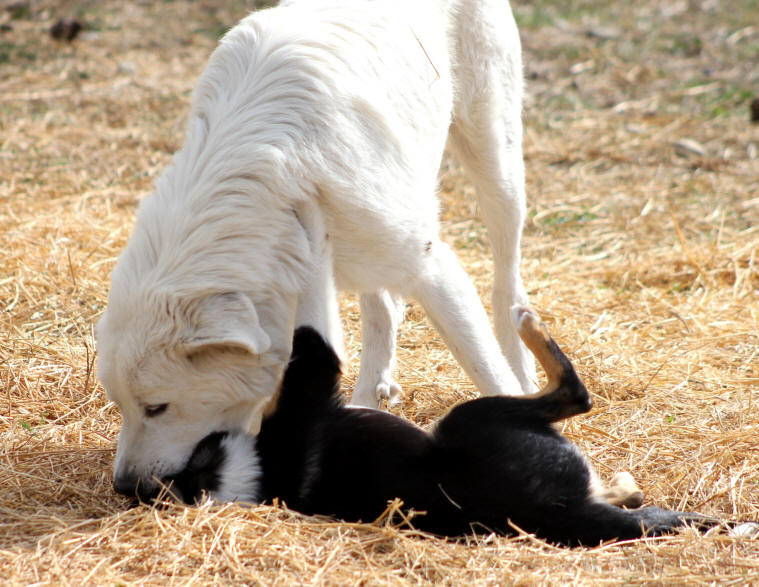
[113,472,136,495]
[113,472,155,502]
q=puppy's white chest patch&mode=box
[212,433,262,504]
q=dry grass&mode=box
[1,0,758,584]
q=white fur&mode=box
[729,522,759,538]
[97,0,536,492]
[211,434,261,503]
[353,291,405,406]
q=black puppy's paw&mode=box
[637,506,718,536]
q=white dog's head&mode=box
[97,288,292,502]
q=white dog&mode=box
[97,0,536,499]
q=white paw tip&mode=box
[375,381,403,403]
[510,304,537,330]
[729,522,759,538]
[609,471,637,487]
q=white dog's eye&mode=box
[144,403,169,418]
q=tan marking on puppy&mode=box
[514,307,562,387]
[599,471,645,508]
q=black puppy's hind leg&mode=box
[548,500,716,546]
[514,307,646,508]
[433,307,592,436]
[511,305,592,422]
[434,306,592,431]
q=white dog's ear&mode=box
[182,292,271,356]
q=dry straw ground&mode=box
[1,0,758,584]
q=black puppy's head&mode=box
[162,431,261,505]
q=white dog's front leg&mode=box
[411,240,523,396]
[293,204,344,359]
[446,0,537,394]
[350,290,405,408]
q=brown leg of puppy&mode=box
[511,305,592,421]
[599,472,645,508]
[512,305,563,394]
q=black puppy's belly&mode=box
[290,410,596,537]
[256,395,586,537]
[258,407,433,517]
[293,410,451,526]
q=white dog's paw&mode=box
[350,373,403,409]
[376,378,403,407]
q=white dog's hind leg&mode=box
[350,290,405,408]
[448,0,537,394]
[411,240,523,396]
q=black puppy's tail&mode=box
[271,326,344,418]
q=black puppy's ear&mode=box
[277,327,342,411]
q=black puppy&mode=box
[164,307,715,546]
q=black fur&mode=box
[164,432,228,504]
[256,327,711,546]
[169,327,718,546]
